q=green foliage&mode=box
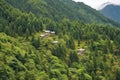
[0,0,120,80]
[0,0,43,36]
[66,37,75,49]
[69,50,79,67]
[31,35,41,49]
[52,44,67,60]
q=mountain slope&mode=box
[5,0,120,27]
[1,0,120,80]
[0,0,44,36]
[100,4,120,22]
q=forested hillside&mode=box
[0,0,120,80]
[5,0,120,27]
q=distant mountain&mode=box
[100,4,120,22]
[97,2,112,10]
[5,0,120,27]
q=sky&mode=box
[73,0,120,10]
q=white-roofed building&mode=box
[77,48,85,55]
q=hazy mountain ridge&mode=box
[97,2,112,10]
[100,4,120,22]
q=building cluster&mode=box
[40,30,58,44]
[40,30,55,38]
[40,30,86,54]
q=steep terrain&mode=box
[100,4,120,22]
[5,0,120,27]
[0,0,120,80]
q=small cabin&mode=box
[44,30,50,33]
[77,48,85,55]
[50,31,55,34]
[40,33,49,38]
[40,34,46,38]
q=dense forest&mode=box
[4,0,120,27]
[0,0,120,80]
